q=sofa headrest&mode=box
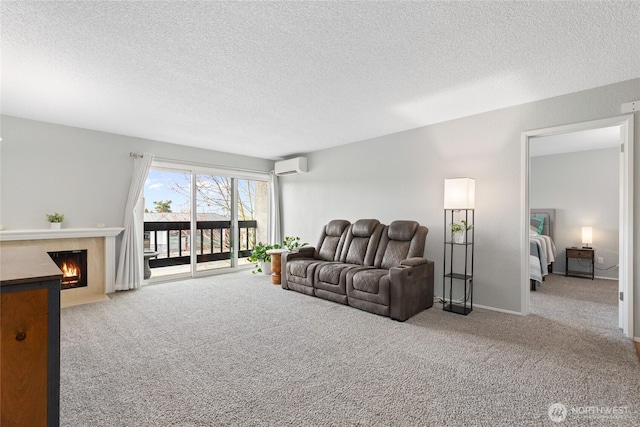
[325,219,350,237]
[388,220,419,241]
[352,219,381,237]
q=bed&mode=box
[530,209,557,291]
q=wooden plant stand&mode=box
[266,249,287,285]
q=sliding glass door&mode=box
[194,174,233,273]
[143,169,192,278]
[143,163,268,281]
[237,178,268,267]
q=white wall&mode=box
[531,148,619,279]
[280,78,640,319]
[0,115,274,230]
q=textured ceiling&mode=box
[2,1,639,160]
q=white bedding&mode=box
[530,255,543,284]
[530,233,556,262]
[530,210,557,287]
[530,232,557,280]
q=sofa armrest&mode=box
[400,257,428,268]
[281,247,316,290]
[389,259,434,321]
[282,246,315,263]
[295,246,316,257]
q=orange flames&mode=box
[61,261,79,278]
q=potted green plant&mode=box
[248,236,309,275]
[450,220,472,244]
[46,212,65,229]
[247,242,278,274]
[282,236,308,252]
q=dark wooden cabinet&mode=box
[1,246,62,427]
[565,247,594,280]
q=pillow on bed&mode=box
[530,216,545,234]
[529,225,539,235]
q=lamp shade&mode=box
[444,178,476,209]
[582,226,592,246]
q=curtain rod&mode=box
[129,152,272,175]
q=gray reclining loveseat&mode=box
[281,219,434,321]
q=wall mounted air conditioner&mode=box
[275,157,308,176]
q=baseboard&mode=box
[472,303,523,316]
[433,297,522,316]
[594,275,618,281]
[553,271,618,281]
[144,264,254,286]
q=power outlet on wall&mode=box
[597,256,604,264]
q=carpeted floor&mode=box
[60,271,640,426]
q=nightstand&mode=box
[565,247,594,280]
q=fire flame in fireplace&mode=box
[61,261,79,279]
[49,250,87,289]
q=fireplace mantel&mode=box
[0,227,124,307]
[0,227,123,241]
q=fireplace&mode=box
[48,250,88,289]
[1,227,123,307]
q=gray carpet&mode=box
[60,271,640,426]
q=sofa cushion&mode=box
[287,259,336,291]
[289,259,316,278]
[317,263,343,284]
[352,219,380,237]
[315,264,364,305]
[345,238,370,264]
[348,268,390,306]
[315,263,367,294]
[340,220,384,266]
[380,240,412,270]
[352,269,384,294]
[317,236,342,261]
[374,221,428,268]
[314,220,351,261]
[326,219,350,236]
[388,220,419,241]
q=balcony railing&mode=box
[144,220,257,268]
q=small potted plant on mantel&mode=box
[450,220,472,244]
[46,212,65,229]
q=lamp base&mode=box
[582,246,592,249]
[443,303,472,315]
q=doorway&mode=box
[143,162,269,281]
[521,115,634,338]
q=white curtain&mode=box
[268,171,281,245]
[115,153,154,290]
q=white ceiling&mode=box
[530,126,621,157]
[2,1,639,160]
